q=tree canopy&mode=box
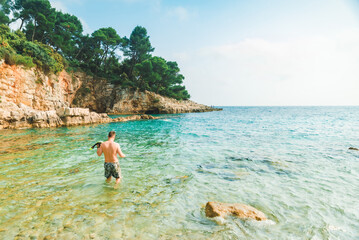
[0,0,11,25]
[0,0,190,100]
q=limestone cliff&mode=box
[0,60,220,129]
[0,102,112,129]
[72,77,217,114]
[0,60,81,111]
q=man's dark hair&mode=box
[108,131,116,138]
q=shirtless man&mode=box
[97,131,126,187]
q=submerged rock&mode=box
[43,235,55,240]
[205,201,267,221]
[112,114,159,122]
[69,168,80,174]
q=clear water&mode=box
[1,107,359,239]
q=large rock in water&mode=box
[348,147,359,151]
[205,202,267,221]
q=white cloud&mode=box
[177,29,359,106]
[9,19,21,31]
[49,1,92,34]
[50,0,68,12]
[172,52,189,62]
[119,0,161,11]
[167,6,190,22]
[78,17,92,34]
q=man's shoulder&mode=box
[109,141,120,146]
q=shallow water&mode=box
[1,107,359,239]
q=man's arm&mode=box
[117,144,126,158]
[97,144,103,156]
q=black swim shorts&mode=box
[104,162,122,179]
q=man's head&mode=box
[108,131,116,139]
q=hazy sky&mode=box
[47,0,359,106]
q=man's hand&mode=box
[117,143,126,158]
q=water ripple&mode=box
[1,107,359,239]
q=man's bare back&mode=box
[97,140,126,163]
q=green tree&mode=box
[11,0,41,31]
[50,11,83,57]
[72,34,95,65]
[134,56,190,100]
[11,0,54,41]
[0,0,11,25]
[23,0,54,42]
[121,26,154,80]
[91,27,121,73]
[134,58,155,90]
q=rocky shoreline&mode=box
[0,100,158,129]
[0,61,220,129]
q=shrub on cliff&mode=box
[20,41,65,73]
[0,24,64,73]
[3,50,35,69]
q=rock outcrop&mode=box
[205,202,267,221]
[0,99,159,129]
[0,60,220,129]
[348,147,359,151]
[71,74,220,114]
[0,101,112,129]
[0,60,81,111]
[112,114,158,122]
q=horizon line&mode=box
[209,105,359,107]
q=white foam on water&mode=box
[245,218,276,228]
[327,225,347,233]
[212,216,226,225]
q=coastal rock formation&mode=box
[72,79,219,114]
[112,114,159,122]
[0,61,219,115]
[0,61,219,129]
[205,202,267,221]
[56,107,112,127]
[107,89,218,114]
[0,99,158,129]
[0,101,112,129]
[0,100,62,129]
[0,60,81,111]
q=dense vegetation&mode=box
[0,0,190,100]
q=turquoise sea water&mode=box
[1,107,359,239]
